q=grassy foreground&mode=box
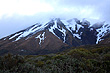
[0,46,110,73]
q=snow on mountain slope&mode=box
[9,23,45,41]
[9,32,23,40]
[61,19,83,39]
[35,32,46,45]
[48,19,67,42]
[96,23,110,44]
[7,18,110,45]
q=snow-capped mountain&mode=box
[0,18,110,55]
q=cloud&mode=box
[0,0,110,38]
[0,0,54,19]
[0,0,109,20]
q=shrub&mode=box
[0,54,24,70]
[52,54,66,60]
[67,48,92,59]
[102,53,110,61]
[36,61,44,67]
[90,47,105,54]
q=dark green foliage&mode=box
[0,54,24,70]
[36,61,44,67]
[68,48,93,59]
[0,46,110,73]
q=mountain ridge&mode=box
[0,18,110,55]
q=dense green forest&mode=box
[0,45,110,73]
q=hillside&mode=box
[0,18,110,55]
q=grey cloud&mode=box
[0,0,110,38]
[47,0,110,21]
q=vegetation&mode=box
[0,46,110,73]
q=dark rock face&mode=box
[79,27,97,45]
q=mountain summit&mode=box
[0,18,110,55]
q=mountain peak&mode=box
[0,18,110,55]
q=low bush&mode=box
[0,47,110,73]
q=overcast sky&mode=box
[0,0,110,38]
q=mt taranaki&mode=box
[0,18,110,55]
